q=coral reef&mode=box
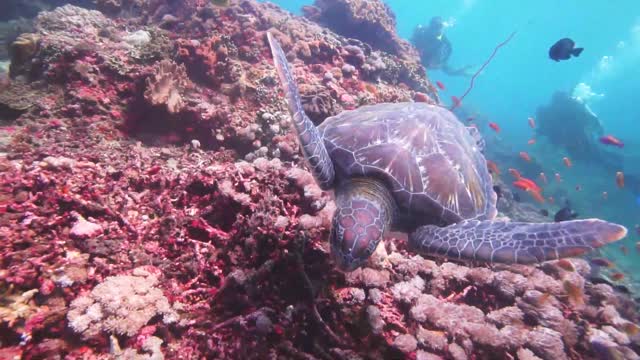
[0,1,637,359]
[0,0,95,22]
[144,60,190,114]
[67,267,180,339]
[9,32,40,76]
[535,92,611,165]
[303,0,419,62]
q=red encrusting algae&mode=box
[0,1,637,359]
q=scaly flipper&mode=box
[267,32,335,190]
[408,219,627,264]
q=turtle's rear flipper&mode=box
[408,219,627,264]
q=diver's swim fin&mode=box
[572,48,584,57]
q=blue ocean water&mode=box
[267,0,640,276]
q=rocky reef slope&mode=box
[0,1,638,359]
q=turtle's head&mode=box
[330,179,393,272]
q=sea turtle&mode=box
[267,33,627,272]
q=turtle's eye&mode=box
[330,198,384,272]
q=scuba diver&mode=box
[411,16,473,76]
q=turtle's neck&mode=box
[335,177,397,229]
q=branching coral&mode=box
[67,267,179,339]
[144,60,190,114]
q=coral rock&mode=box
[448,342,468,360]
[67,267,179,339]
[463,322,505,349]
[492,270,529,300]
[393,334,418,354]
[366,305,384,335]
[391,275,425,304]
[304,0,419,61]
[35,5,113,33]
[516,348,543,360]
[410,294,485,338]
[416,327,447,352]
[500,325,530,349]
[526,327,567,360]
[69,216,103,240]
[345,267,390,288]
[416,351,444,360]
[144,60,190,114]
[487,306,525,328]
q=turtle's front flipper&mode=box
[267,32,335,190]
[408,219,627,264]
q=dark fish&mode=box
[549,38,584,62]
[591,340,626,360]
[614,284,631,295]
[591,257,615,268]
[492,185,502,199]
[554,200,578,222]
[539,209,549,216]
[513,192,521,202]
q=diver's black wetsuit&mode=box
[411,25,452,70]
[411,19,471,77]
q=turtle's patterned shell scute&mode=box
[319,102,497,226]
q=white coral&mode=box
[67,268,178,339]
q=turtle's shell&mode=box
[319,102,497,228]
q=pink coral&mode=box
[0,1,638,359]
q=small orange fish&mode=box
[616,171,624,188]
[563,280,584,306]
[621,322,640,336]
[513,180,531,191]
[436,81,446,90]
[555,173,562,182]
[575,184,582,191]
[533,292,552,307]
[563,157,572,168]
[513,179,544,203]
[451,96,461,108]
[528,189,545,203]
[620,245,629,255]
[488,122,500,133]
[591,257,615,268]
[527,138,536,145]
[486,160,501,175]
[602,191,608,200]
[610,272,625,281]
[599,134,624,148]
[539,172,548,184]
[528,117,536,129]
[508,168,522,180]
[517,177,541,192]
[519,151,531,162]
[556,259,575,272]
